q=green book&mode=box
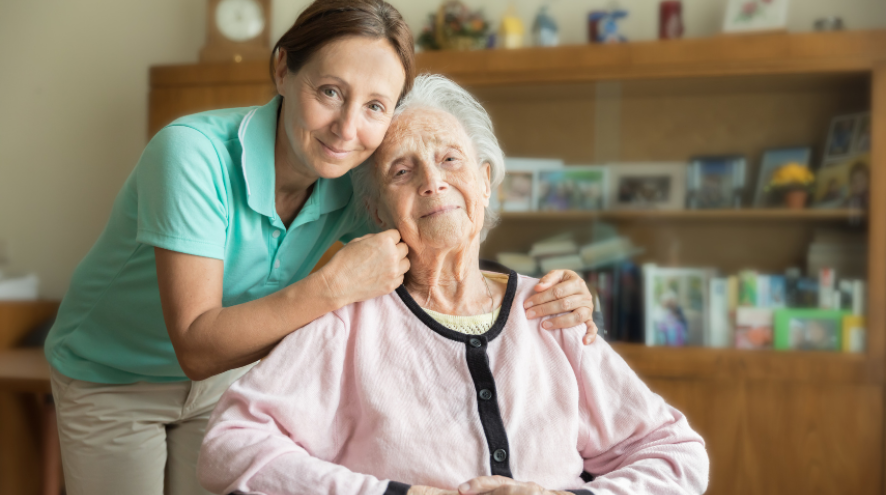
[773,308,848,351]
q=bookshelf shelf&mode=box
[499,209,865,222]
[612,343,882,385]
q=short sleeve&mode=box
[135,125,229,259]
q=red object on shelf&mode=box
[659,1,684,39]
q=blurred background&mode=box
[1,0,885,494]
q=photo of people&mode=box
[688,157,744,209]
[498,171,534,211]
[536,167,607,211]
[824,114,857,160]
[644,265,710,347]
[617,176,671,205]
[788,317,839,351]
[813,154,870,209]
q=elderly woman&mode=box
[197,75,709,495]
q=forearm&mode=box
[199,434,403,495]
[174,271,341,380]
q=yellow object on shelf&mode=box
[498,5,524,49]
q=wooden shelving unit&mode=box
[500,208,866,222]
[148,29,886,495]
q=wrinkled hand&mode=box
[457,476,571,495]
[524,269,598,344]
[319,229,409,306]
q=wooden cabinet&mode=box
[148,29,886,494]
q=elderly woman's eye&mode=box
[368,102,384,112]
[394,169,408,177]
[323,88,338,98]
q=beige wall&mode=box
[1,0,884,298]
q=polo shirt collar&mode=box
[238,95,353,220]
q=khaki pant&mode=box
[50,365,253,495]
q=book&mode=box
[738,270,756,307]
[579,236,634,266]
[818,268,836,309]
[756,274,771,307]
[528,233,578,258]
[708,278,730,347]
[539,254,584,273]
[769,275,786,308]
[495,253,537,275]
[842,315,866,353]
[852,280,866,316]
[735,307,774,350]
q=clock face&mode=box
[215,0,265,42]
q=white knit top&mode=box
[421,273,507,335]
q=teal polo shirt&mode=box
[44,96,372,384]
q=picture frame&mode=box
[812,153,870,210]
[823,112,865,163]
[773,308,847,351]
[722,0,790,33]
[852,112,871,155]
[608,162,687,211]
[494,158,563,212]
[686,155,746,209]
[536,165,608,211]
[643,264,713,347]
[753,147,812,207]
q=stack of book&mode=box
[495,233,642,277]
[713,268,865,352]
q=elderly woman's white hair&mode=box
[352,74,506,241]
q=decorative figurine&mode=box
[532,4,559,47]
[659,1,684,39]
[499,3,525,49]
[588,7,628,44]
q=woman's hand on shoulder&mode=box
[318,229,409,306]
[524,269,598,345]
[456,476,571,494]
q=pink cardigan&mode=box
[198,272,708,495]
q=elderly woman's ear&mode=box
[481,162,492,206]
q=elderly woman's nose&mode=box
[331,104,359,141]
[419,164,448,196]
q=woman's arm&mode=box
[197,311,409,495]
[156,229,408,380]
[570,338,709,494]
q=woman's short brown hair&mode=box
[271,0,415,103]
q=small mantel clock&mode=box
[199,0,271,63]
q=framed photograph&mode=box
[812,153,870,209]
[723,0,790,33]
[852,112,871,154]
[643,264,713,347]
[608,162,687,210]
[686,155,746,209]
[823,113,861,163]
[495,158,563,212]
[753,147,812,207]
[536,166,608,211]
[735,307,774,350]
[773,309,847,351]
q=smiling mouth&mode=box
[421,205,460,218]
[317,139,352,157]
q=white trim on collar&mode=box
[237,107,259,197]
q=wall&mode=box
[1,0,884,298]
